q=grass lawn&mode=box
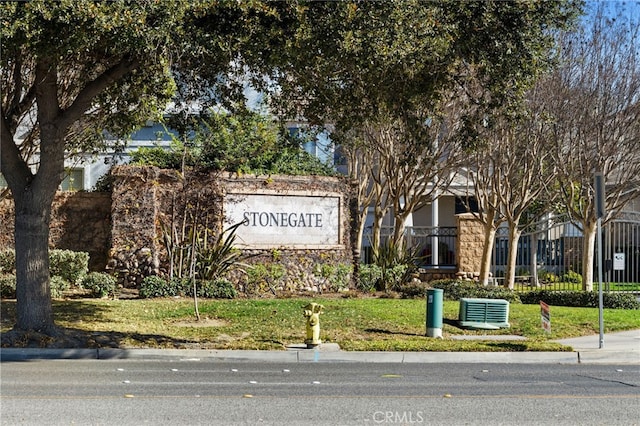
[1,297,639,352]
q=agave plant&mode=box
[195,221,246,281]
[372,240,425,292]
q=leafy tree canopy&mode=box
[130,108,335,176]
[270,0,583,131]
[0,0,300,334]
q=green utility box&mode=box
[426,288,443,338]
[458,298,510,330]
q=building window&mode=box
[60,168,84,191]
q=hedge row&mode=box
[139,275,237,299]
[519,290,640,310]
[0,249,89,284]
[0,271,116,299]
[0,249,117,299]
[399,279,640,310]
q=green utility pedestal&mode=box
[426,288,443,338]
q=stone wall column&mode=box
[108,166,162,287]
[456,213,484,280]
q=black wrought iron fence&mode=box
[361,226,457,268]
[491,212,640,293]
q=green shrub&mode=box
[81,272,117,298]
[0,249,89,282]
[0,250,15,274]
[430,279,521,303]
[130,146,182,169]
[244,264,286,294]
[472,287,522,303]
[194,279,237,299]
[315,263,352,291]
[139,275,173,298]
[333,263,353,291]
[91,172,114,192]
[520,290,640,309]
[177,277,237,299]
[140,275,193,298]
[50,275,70,298]
[49,250,89,285]
[0,274,16,298]
[561,270,582,285]
[170,277,193,296]
[430,279,478,300]
[603,292,640,309]
[383,264,409,291]
[371,241,423,291]
[537,269,558,283]
[398,281,430,299]
[358,264,382,292]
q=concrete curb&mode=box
[576,349,640,365]
[0,348,99,360]
[1,347,637,364]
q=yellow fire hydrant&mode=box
[303,302,324,348]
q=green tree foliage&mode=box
[271,0,583,129]
[0,0,297,333]
[268,0,583,258]
[130,109,335,176]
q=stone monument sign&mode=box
[224,191,342,249]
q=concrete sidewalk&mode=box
[2,330,638,364]
[553,329,640,364]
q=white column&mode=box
[431,194,439,267]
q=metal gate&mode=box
[606,211,640,284]
[491,212,640,289]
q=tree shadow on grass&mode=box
[363,317,464,337]
[364,328,422,337]
[1,299,113,325]
[1,300,198,350]
[485,342,529,351]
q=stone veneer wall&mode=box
[0,192,111,271]
[108,165,357,291]
[0,169,495,288]
[455,213,484,280]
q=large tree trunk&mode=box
[13,189,56,333]
[479,224,497,286]
[10,62,66,334]
[371,207,386,257]
[479,209,499,286]
[354,205,368,263]
[392,212,407,252]
[581,220,597,292]
[504,224,522,290]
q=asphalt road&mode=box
[1,360,639,425]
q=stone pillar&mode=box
[456,213,484,280]
[108,166,163,287]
